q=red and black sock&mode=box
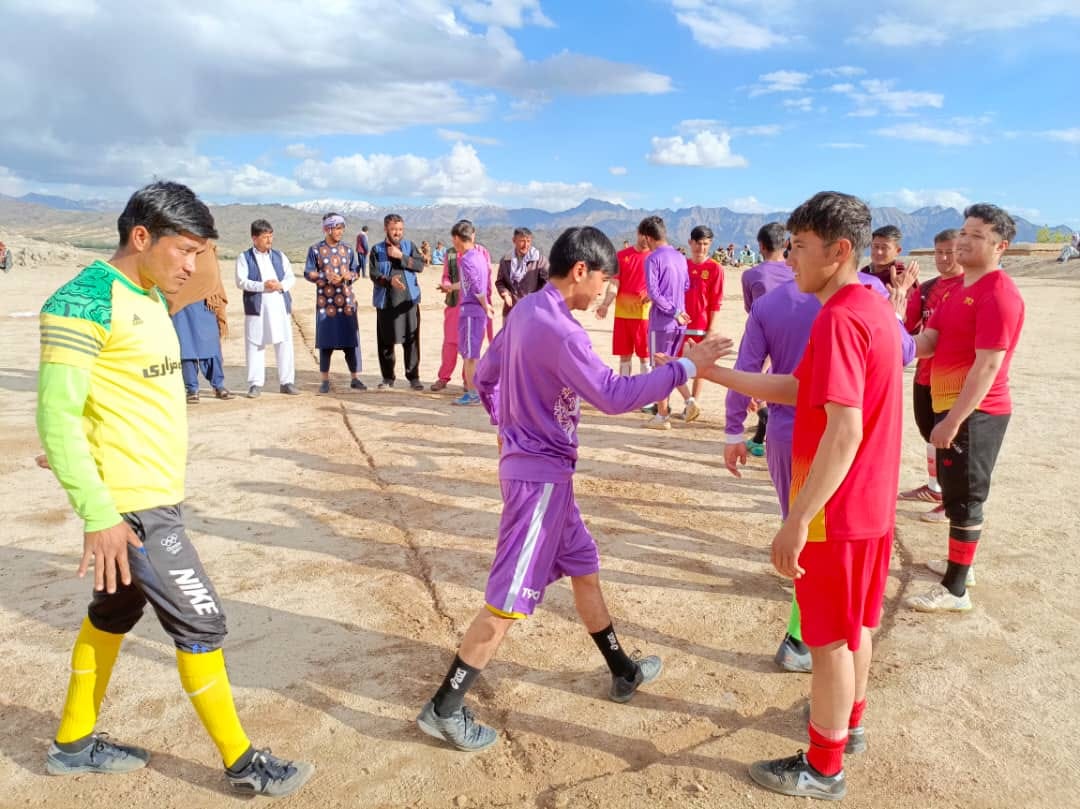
[943,525,980,596]
[806,722,846,777]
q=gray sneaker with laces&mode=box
[225,747,315,797]
[609,655,663,703]
[416,700,498,751]
[749,750,847,801]
[45,733,149,775]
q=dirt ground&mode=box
[1,243,1078,809]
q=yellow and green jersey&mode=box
[37,260,187,530]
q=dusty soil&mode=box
[1,247,1078,809]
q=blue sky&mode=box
[1,0,1078,226]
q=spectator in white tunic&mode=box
[235,219,299,397]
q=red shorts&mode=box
[612,317,648,359]
[795,531,893,651]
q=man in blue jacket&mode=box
[369,213,426,390]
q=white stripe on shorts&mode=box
[503,482,554,614]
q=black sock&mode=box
[54,734,93,753]
[752,407,768,444]
[786,634,809,654]
[942,562,969,597]
[589,624,637,680]
[432,655,481,717]
[226,745,255,773]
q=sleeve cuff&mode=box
[724,433,747,445]
[676,357,696,379]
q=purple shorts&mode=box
[648,329,684,361]
[458,313,487,360]
[484,479,600,617]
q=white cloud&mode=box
[782,97,813,112]
[838,79,944,116]
[679,119,780,137]
[872,188,973,210]
[1041,128,1080,144]
[822,142,866,149]
[828,83,855,93]
[670,0,788,50]
[609,166,628,176]
[284,143,320,160]
[0,165,28,196]
[725,195,777,214]
[436,129,501,146]
[647,130,749,168]
[458,0,554,28]
[874,124,972,146]
[856,2,1080,46]
[819,65,866,78]
[750,70,811,96]
[856,17,946,46]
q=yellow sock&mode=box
[176,648,251,768]
[56,617,124,744]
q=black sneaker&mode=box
[609,654,663,703]
[318,380,331,394]
[748,750,846,801]
[350,378,367,390]
[226,747,315,797]
[45,733,150,775]
[409,379,424,391]
[775,633,812,673]
[377,379,395,390]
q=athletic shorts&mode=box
[935,410,1010,526]
[87,504,226,653]
[484,479,600,618]
[794,531,892,651]
[612,317,648,359]
[458,313,487,360]
[648,330,683,361]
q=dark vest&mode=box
[243,248,292,316]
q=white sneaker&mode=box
[906,583,972,612]
[643,414,671,430]
[926,559,976,586]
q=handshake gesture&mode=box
[655,332,734,371]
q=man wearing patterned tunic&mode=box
[304,212,365,394]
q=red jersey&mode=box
[913,274,964,386]
[614,246,651,320]
[790,284,903,542]
[927,270,1024,416]
[684,258,724,332]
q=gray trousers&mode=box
[87,504,227,653]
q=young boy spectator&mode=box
[596,233,652,377]
[678,225,724,422]
[414,226,730,751]
[704,192,904,800]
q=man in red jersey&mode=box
[596,232,651,376]
[676,225,724,422]
[907,204,1024,613]
[700,191,903,801]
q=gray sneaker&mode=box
[846,726,867,754]
[225,748,314,797]
[416,700,498,752]
[775,634,812,673]
[279,383,300,395]
[45,733,150,775]
[247,385,261,398]
[609,655,663,703]
[749,751,847,801]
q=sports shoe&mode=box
[247,385,261,399]
[225,747,314,797]
[609,654,663,703]
[350,378,367,391]
[409,379,425,391]
[926,559,976,586]
[845,726,867,755]
[906,583,972,612]
[774,633,812,673]
[681,401,701,423]
[746,439,765,457]
[898,484,942,503]
[920,504,949,524]
[318,380,331,394]
[430,379,449,391]
[279,383,300,395]
[377,379,395,390]
[415,700,498,752]
[46,733,150,775]
[643,414,670,430]
[452,391,480,406]
[748,750,847,801]
[213,387,235,400]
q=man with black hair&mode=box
[369,213,426,390]
[305,212,364,394]
[415,226,731,752]
[907,204,1024,613]
[495,226,549,316]
[641,215,690,429]
[36,181,313,797]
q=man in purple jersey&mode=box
[724,271,917,673]
[415,227,731,752]
[450,220,494,406]
[641,216,691,430]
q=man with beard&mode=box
[369,213,426,390]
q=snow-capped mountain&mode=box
[289,199,377,216]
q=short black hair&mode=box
[637,215,666,241]
[451,220,475,240]
[383,213,403,227]
[361,225,368,232]
[548,226,618,279]
[690,225,714,241]
[251,219,273,237]
[757,222,787,252]
[513,227,533,239]
[872,225,903,243]
[934,228,958,244]
[117,181,217,245]
[964,203,1016,243]
[786,191,871,262]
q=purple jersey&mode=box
[645,245,689,333]
[475,283,692,483]
[741,260,792,313]
[458,247,490,316]
[725,273,914,445]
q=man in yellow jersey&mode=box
[36,181,313,798]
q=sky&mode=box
[1,0,1078,226]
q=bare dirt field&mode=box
[1,241,1078,808]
